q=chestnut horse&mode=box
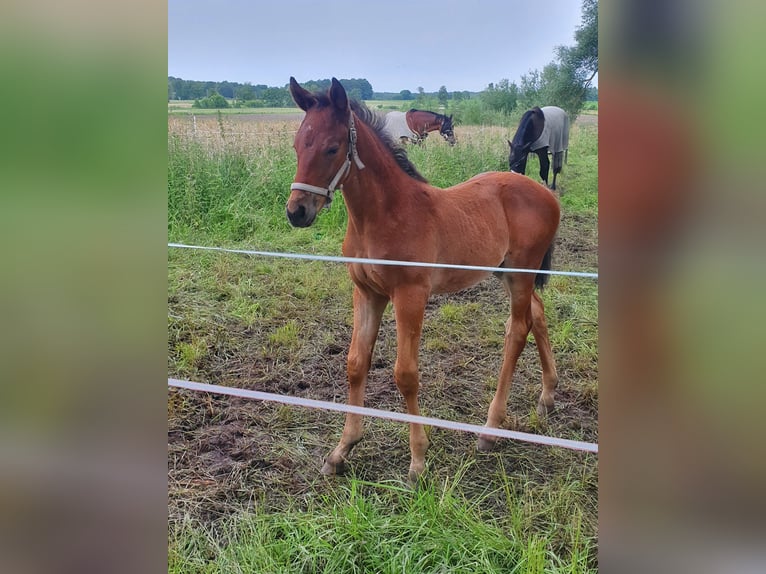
[287,77,560,482]
[385,108,456,146]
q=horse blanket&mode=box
[530,106,570,170]
[383,111,417,142]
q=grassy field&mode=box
[168,110,598,572]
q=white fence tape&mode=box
[168,243,599,279]
[168,378,598,454]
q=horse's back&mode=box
[535,106,569,153]
[384,111,415,141]
[445,171,560,231]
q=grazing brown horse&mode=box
[287,77,560,482]
[384,109,456,146]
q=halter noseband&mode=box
[290,112,365,208]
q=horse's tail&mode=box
[535,242,554,290]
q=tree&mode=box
[235,83,256,101]
[481,78,518,114]
[438,85,449,107]
[399,89,413,100]
[217,81,235,99]
[516,0,598,118]
[262,87,289,107]
[569,0,598,87]
[342,78,373,100]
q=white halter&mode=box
[290,112,366,208]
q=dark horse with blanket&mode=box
[508,106,569,190]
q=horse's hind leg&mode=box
[391,285,430,484]
[551,151,563,191]
[531,290,558,415]
[322,287,388,476]
[478,274,535,451]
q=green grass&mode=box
[169,471,596,574]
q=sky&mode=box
[168,0,587,94]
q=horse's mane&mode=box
[512,107,545,150]
[307,92,427,183]
[352,101,428,183]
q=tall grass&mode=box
[169,471,596,573]
[168,114,597,250]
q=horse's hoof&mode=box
[476,435,498,452]
[407,465,426,487]
[536,401,556,418]
[320,459,345,476]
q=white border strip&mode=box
[168,243,599,279]
[168,378,598,454]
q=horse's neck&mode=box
[408,112,436,132]
[342,119,422,229]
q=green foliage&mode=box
[480,79,519,115]
[437,85,449,107]
[571,0,599,80]
[192,93,229,109]
[234,83,256,101]
[517,61,583,119]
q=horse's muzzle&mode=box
[286,204,315,227]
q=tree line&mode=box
[168,77,373,108]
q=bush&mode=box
[192,93,230,109]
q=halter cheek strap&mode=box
[290,113,365,208]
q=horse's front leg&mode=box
[322,287,388,476]
[530,290,558,416]
[391,285,430,484]
[538,148,551,188]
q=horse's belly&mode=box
[430,269,493,294]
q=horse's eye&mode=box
[327,146,339,156]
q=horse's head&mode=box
[507,139,529,174]
[287,77,363,227]
[507,107,544,174]
[439,114,456,146]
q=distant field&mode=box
[169,99,437,115]
[168,101,300,116]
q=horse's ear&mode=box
[329,77,349,114]
[507,139,513,150]
[289,76,316,111]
